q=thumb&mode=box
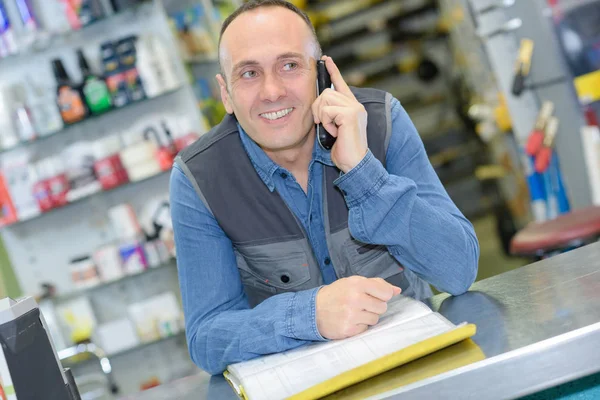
[392,286,402,296]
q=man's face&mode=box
[217,7,319,152]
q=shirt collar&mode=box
[238,124,336,192]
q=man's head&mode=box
[217,0,323,153]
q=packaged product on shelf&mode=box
[118,240,148,275]
[108,203,142,240]
[31,160,53,212]
[127,291,183,342]
[119,137,162,181]
[15,0,38,48]
[1,151,41,220]
[15,0,38,31]
[60,0,82,30]
[45,156,70,207]
[136,33,180,98]
[70,0,106,27]
[8,83,37,142]
[101,40,128,107]
[93,244,124,281]
[77,48,112,114]
[96,318,139,355]
[0,87,21,149]
[92,134,129,190]
[116,35,145,102]
[52,58,88,124]
[0,0,18,56]
[142,123,175,171]
[25,78,64,136]
[69,255,101,289]
[56,296,97,345]
[0,172,18,226]
[62,141,101,201]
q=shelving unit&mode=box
[52,258,176,303]
[305,0,496,220]
[0,0,230,396]
[0,87,183,155]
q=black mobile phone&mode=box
[316,60,336,150]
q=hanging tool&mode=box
[511,38,534,96]
[525,101,554,156]
[535,116,559,173]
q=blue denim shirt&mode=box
[170,97,480,374]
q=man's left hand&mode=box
[312,56,368,173]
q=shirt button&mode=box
[280,172,288,179]
[280,274,290,283]
[324,257,331,265]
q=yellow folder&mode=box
[225,323,479,400]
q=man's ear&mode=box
[216,74,234,115]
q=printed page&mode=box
[228,296,432,380]
[242,313,455,400]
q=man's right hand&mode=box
[315,276,401,340]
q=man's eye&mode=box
[242,71,257,78]
[283,62,298,71]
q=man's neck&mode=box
[264,130,315,192]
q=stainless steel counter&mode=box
[122,242,600,400]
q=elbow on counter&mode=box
[187,327,228,376]
[444,232,480,297]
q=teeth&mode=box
[261,108,293,120]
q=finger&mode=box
[319,88,354,106]
[318,105,349,137]
[312,96,321,124]
[357,311,380,326]
[363,278,399,302]
[325,56,355,99]
[352,324,369,337]
[358,293,388,315]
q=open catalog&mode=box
[224,295,477,400]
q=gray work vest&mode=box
[176,87,432,307]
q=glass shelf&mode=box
[52,259,177,303]
[2,169,171,228]
[0,87,183,156]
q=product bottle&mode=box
[15,0,38,31]
[9,84,37,142]
[101,41,128,107]
[0,0,18,56]
[52,59,88,124]
[25,78,64,136]
[135,35,161,98]
[117,35,145,102]
[77,49,112,114]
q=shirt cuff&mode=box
[286,287,328,342]
[334,150,389,207]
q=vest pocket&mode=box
[235,250,312,292]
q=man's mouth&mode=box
[259,107,294,121]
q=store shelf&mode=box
[2,169,171,228]
[53,259,177,303]
[0,87,184,155]
[0,3,149,66]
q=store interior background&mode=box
[0,0,599,398]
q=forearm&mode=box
[335,151,479,295]
[187,288,323,374]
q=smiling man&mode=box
[170,0,479,375]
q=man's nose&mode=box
[260,73,286,103]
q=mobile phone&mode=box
[316,60,336,150]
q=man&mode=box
[170,0,479,375]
